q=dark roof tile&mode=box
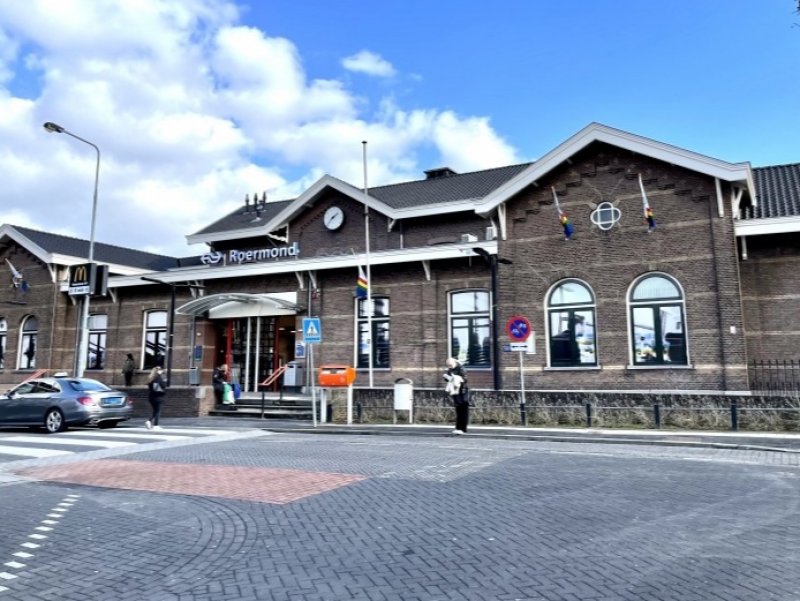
[13,226,182,271]
[745,164,800,220]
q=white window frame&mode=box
[626,273,689,368]
[544,279,599,369]
[18,315,38,370]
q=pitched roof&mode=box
[367,163,533,209]
[745,164,800,220]
[11,226,182,271]
[191,198,294,237]
[189,163,534,240]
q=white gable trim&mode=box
[476,123,755,214]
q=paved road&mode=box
[0,428,797,600]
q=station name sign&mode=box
[201,242,300,266]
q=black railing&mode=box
[749,359,800,396]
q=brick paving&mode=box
[17,459,366,504]
[0,433,798,600]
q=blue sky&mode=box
[0,1,798,257]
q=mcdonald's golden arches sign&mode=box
[68,263,91,296]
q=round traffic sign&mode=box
[506,316,532,341]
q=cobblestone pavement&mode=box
[0,432,798,600]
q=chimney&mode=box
[424,167,458,180]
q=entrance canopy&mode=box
[176,292,304,318]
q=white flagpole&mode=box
[638,173,650,214]
[551,186,562,216]
[362,141,374,388]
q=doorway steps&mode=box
[208,390,313,419]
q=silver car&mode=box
[0,376,133,433]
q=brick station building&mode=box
[1,123,798,412]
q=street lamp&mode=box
[473,247,513,390]
[44,121,101,378]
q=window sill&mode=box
[626,364,693,370]
[544,365,602,371]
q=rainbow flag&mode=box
[552,187,574,240]
[355,265,369,299]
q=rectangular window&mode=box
[87,314,107,370]
[356,298,390,369]
[143,311,167,370]
[632,305,685,364]
[548,309,597,366]
[0,318,6,370]
[19,316,37,370]
[450,290,491,368]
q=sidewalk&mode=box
[156,416,800,453]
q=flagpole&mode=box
[362,141,374,388]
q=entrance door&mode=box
[217,316,296,393]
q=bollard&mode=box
[585,402,593,428]
[653,403,661,429]
[356,402,363,423]
[260,389,266,419]
[520,398,527,426]
[326,403,333,423]
[730,399,738,431]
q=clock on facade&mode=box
[324,206,345,230]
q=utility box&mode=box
[318,365,356,387]
[393,377,413,424]
[283,361,305,388]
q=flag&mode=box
[639,174,656,232]
[355,265,368,299]
[5,258,27,291]
[551,187,574,240]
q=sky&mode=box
[1,1,798,259]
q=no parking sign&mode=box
[506,315,532,342]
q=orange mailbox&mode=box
[318,365,357,387]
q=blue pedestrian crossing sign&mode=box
[302,317,322,343]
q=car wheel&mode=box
[44,409,65,434]
[98,421,117,429]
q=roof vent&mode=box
[424,167,458,180]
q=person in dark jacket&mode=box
[146,366,166,430]
[444,357,469,434]
[122,353,135,387]
[212,364,229,407]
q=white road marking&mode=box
[12,552,32,559]
[0,445,71,458]
[2,436,135,448]
[4,561,24,569]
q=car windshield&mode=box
[64,379,112,392]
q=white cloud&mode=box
[0,0,519,258]
[342,50,396,78]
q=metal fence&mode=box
[749,360,800,396]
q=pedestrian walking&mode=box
[145,366,166,430]
[122,353,135,387]
[444,357,469,434]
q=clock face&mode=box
[324,206,345,230]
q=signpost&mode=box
[302,318,322,427]
[506,316,533,426]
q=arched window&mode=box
[19,316,38,369]
[356,296,390,369]
[449,290,491,368]
[547,280,597,367]
[143,310,168,370]
[0,318,6,369]
[629,274,688,366]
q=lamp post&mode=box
[44,121,100,378]
[473,247,513,390]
